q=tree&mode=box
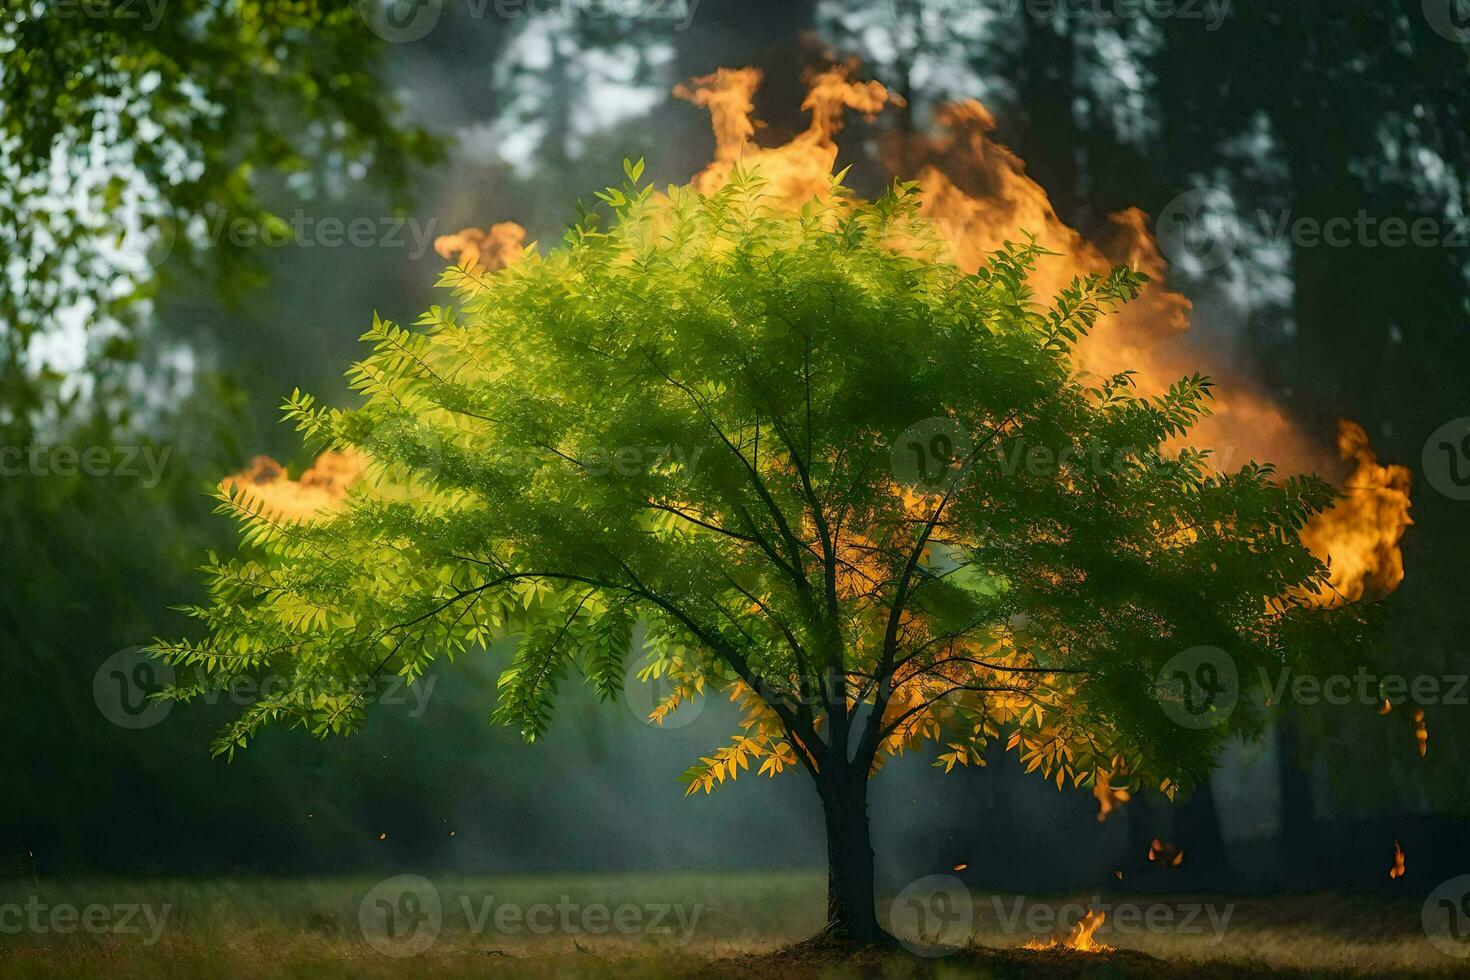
[0,0,438,441]
[154,162,1366,943]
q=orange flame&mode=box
[1025,908,1113,954]
[1299,421,1413,605]
[247,66,1411,619]
[434,221,527,271]
[1147,839,1185,867]
[676,66,1411,611]
[221,450,361,522]
[677,65,897,202]
[1093,770,1131,823]
[1412,707,1428,758]
[1389,839,1406,879]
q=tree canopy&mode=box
[154,162,1363,806]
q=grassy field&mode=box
[0,873,1459,978]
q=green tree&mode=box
[154,164,1366,942]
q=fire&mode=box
[675,65,896,202]
[1024,908,1114,954]
[434,221,527,271]
[1093,769,1131,823]
[221,449,361,522]
[676,65,1412,611]
[1389,839,1406,879]
[1299,421,1413,604]
[1147,839,1185,867]
[243,65,1411,612]
[1412,707,1428,758]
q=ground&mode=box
[0,873,1457,978]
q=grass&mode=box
[0,873,1459,978]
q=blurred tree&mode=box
[0,0,440,874]
[0,0,439,440]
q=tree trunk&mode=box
[817,769,886,943]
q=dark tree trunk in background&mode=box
[816,767,885,943]
[1275,713,1323,885]
[672,0,816,133]
[1015,13,1082,222]
[653,0,818,182]
[1171,776,1232,886]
